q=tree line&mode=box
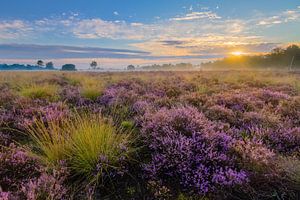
[202,45,300,70]
[0,60,77,71]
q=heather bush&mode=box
[208,90,264,113]
[233,139,275,172]
[254,89,290,106]
[0,144,41,192]
[205,105,236,125]
[277,96,300,126]
[22,102,70,127]
[20,171,68,200]
[240,111,280,130]
[141,106,247,197]
[0,88,16,109]
[265,127,300,156]
[277,157,300,188]
[0,131,11,147]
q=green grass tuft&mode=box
[19,83,59,101]
[27,113,133,183]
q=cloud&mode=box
[0,20,31,39]
[257,7,300,26]
[170,11,221,21]
[113,11,119,16]
[0,44,149,59]
[73,19,156,40]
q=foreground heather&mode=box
[0,71,299,199]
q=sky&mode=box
[0,0,299,69]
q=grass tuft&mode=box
[19,83,59,101]
[26,112,133,183]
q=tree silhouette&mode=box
[127,65,135,70]
[90,61,98,69]
[62,64,76,71]
[37,60,44,67]
[45,62,54,70]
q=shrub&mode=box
[0,144,41,191]
[265,127,300,155]
[233,139,275,172]
[141,106,247,196]
[205,105,236,125]
[277,96,300,126]
[20,172,68,200]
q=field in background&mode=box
[0,70,299,199]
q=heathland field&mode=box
[0,71,299,199]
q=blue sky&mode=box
[0,0,299,68]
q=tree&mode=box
[127,65,135,70]
[45,62,54,70]
[61,64,76,71]
[37,60,44,67]
[90,61,98,70]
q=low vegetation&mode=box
[0,71,299,199]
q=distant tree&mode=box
[37,60,44,67]
[61,64,76,71]
[127,65,135,70]
[271,47,284,55]
[45,62,54,70]
[90,61,98,70]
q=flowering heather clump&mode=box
[0,88,16,109]
[255,89,290,106]
[205,105,236,125]
[234,139,275,170]
[265,127,300,155]
[0,131,11,147]
[277,96,300,126]
[179,92,207,109]
[25,102,70,126]
[20,172,68,200]
[241,111,280,130]
[0,108,15,128]
[60,86,91,106]
[132,100,154,116]
[208,90,264,113]
[0,144,41,191]
[141,106,247,196]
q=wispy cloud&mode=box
[257,7,300,26]
[170,11,221,21]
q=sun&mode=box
[231,51,244,56]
